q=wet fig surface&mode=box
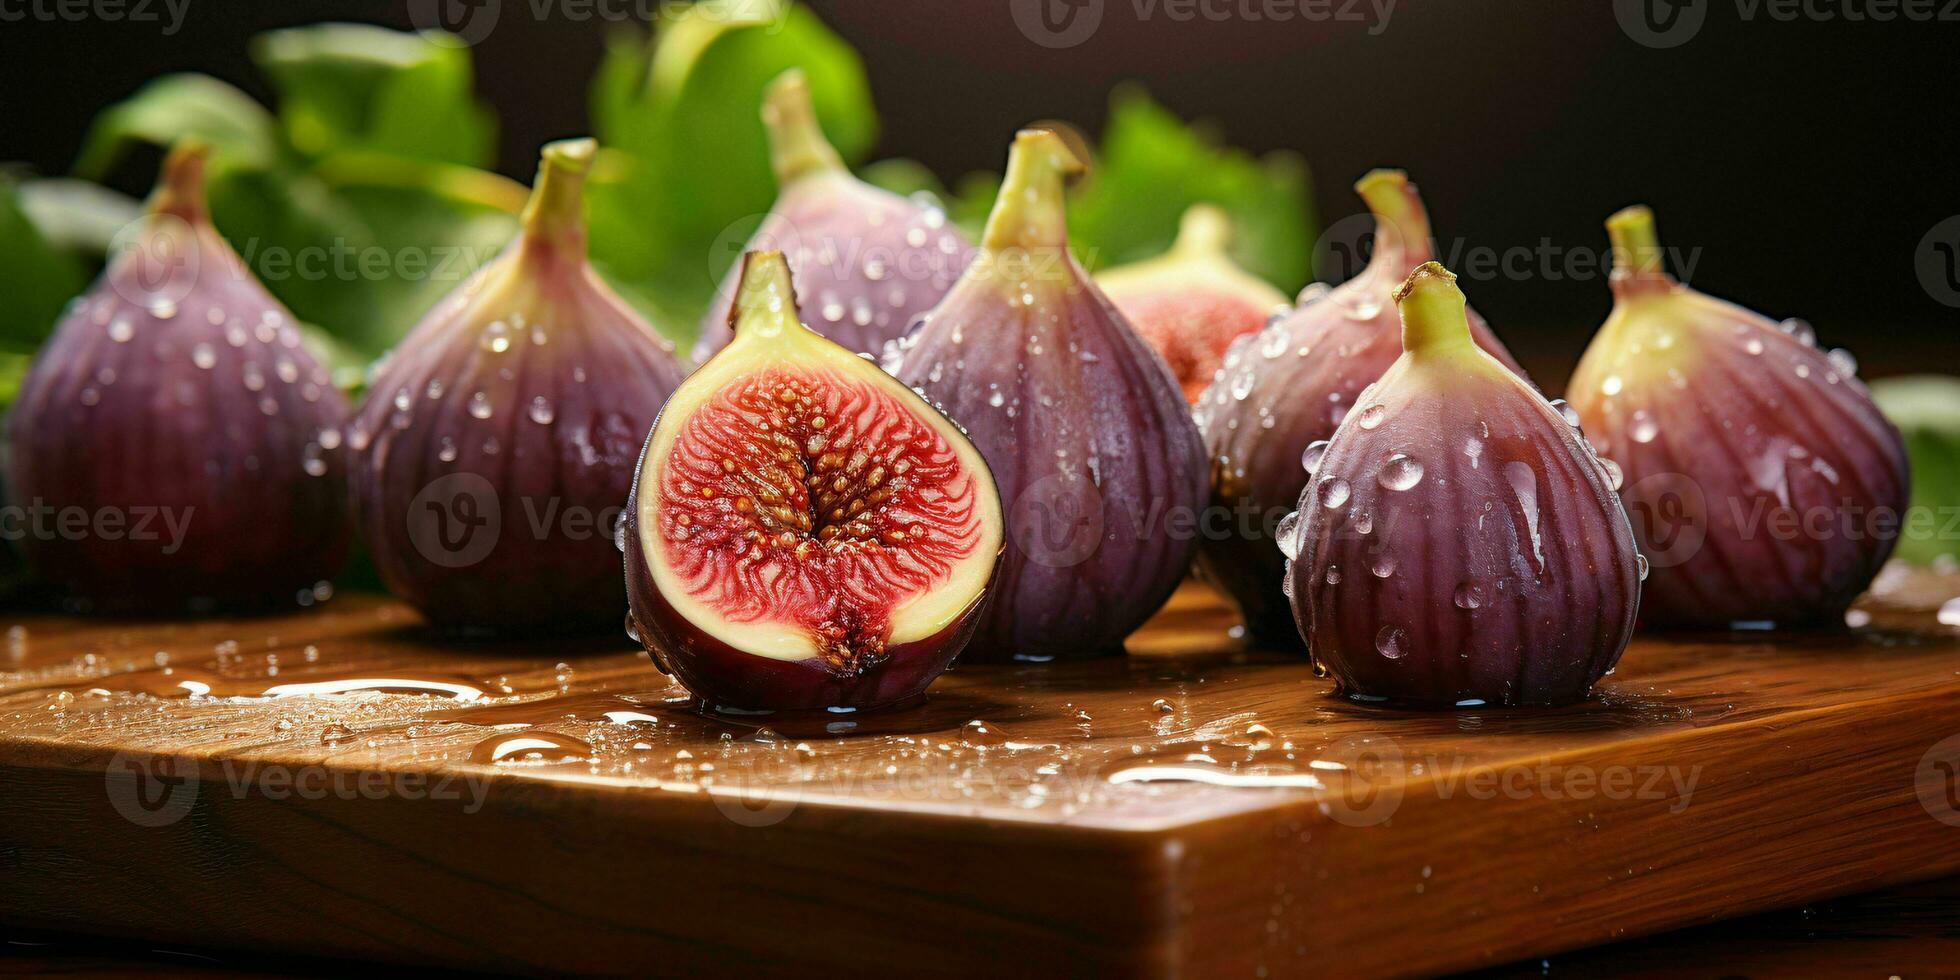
[1195,170,1525,648]
[626,250,1003,713]
[1569,206,1909,629]
[350,138,689,634]
[5,143,350,611]
[693,70,969,361]
[1285,263,1640,708]
[892,129,1209,662]
[1096,204,1287,403]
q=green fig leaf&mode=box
[72,73,280,179]
[0,178,87,356]
[252,24,496,168]
[1872,375,1960,565]
[14,178,143,256]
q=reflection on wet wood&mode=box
[1,563,1958,976]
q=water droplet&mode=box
[1597,457,1624,492]
[1260,330,1289,359]
[1938,598,1960,627]
[1318,477,1351,510]
[1230,370,1257,400]
[1453,582,1485,609]
[1600,375,1623,397]
[1325,565,1342,585]
[528,396,555,425]
[191,344,216,369]
[108,316,135,342]
[1745,337,1765,356]
[1827,347,1858,376]
[1152,698,1176,714]
[480,320,512,353]
[1636,553,1651,581]
[1378,453,1424,491]
[1275,511,1302,560]
[1368,553,1397,578]
[987,389,1006,408]
[468,392,493,419]
[1375,626,1408,660]
[1549,398,1581,427]
[1629,411,1659,444]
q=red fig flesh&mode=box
[892,130,1209,661]
[1097,205,1287,403]
[693,70,969,361]
[1569,207,1909,628]
[1286,264,1640,707]
[350,138,689,633]
[1196,170,1525,646]
[626,250,1003,713]
[6,143,350,610]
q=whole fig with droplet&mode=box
[1284,263,1640,707]
[624,250,1004,712]
[5,142,350,611]
[350,138,690,633]
[892,129,1208,661]
[1097,204,1287,403]
[1569,206,1908,628]
[693,70,969,361]
[1196,170,1526,646]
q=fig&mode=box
[5,142,350,611]
[349,138,689,633]
[1096,204,1287,403]
[1284,263,1640,707]
[1569,206,1909,628]
[624,250,1003,713]
[692,70,969,362]
[891,129,1209,661]
[1195,170,1525,646]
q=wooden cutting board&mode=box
[2,564,1958,977]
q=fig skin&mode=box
[692,70,969,362]
[1195,170,1525,648]
[349,138,689,634]
[626,250,1003,713]
[5,143,350,611]
[1096,205,1287,403]
[893,130,1209,661]
[1569,207,1909,629]
[1286,263,1640,707]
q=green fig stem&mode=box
[1606,205,1672,292]
[1170,204,1234,259]
[149,140,211,223]
[763,69,845,186]
[519,137,596,258]
[1355,169,1433,267]
[728,249,804,341]
[1394,261,1475,357]
[980,128,1084,253]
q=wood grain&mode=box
[1,563,1957,976]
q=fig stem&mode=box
[150,140,211,223]
[763,69,845,186]
[980,128,1085,253]
[728,249,801,340]
[1393,261,1475,357]
[1354,169,1433,267]
[1169,204,1234,259]
[520,137,597,256]
[1606,205,1671,288]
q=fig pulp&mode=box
[692,70,970,362]
[1285,264,1640,707]
[350,138,689,633]
[1195,170,1525,647]
[1569,206,1909,628]
[892,129,1209,661]
[1096,205,1287,403]
[6,143,350,611]
[625,250,1003,713]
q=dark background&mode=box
[2,0,1956,387]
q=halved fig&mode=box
[624,250,1004,713]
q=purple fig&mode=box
[1196,170,1526,647]
[892,129,1209,661]
[1569,206,1909,628]
[693,70,969,361]
[1096,204,1288,403]
[349,138,689,633]
[1285,263,1640,707]
[5,143,350,611]
[624,250,1003,713]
